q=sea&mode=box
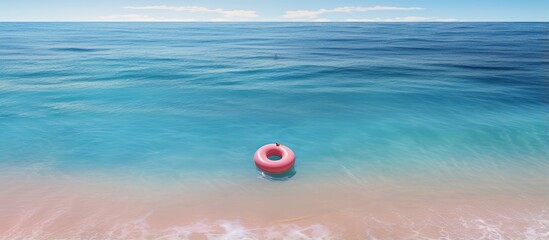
[0,22,547,239]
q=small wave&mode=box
[434,63,520,71]
[49,47,104,52]
[104,219,337,240]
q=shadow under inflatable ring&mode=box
[254,143,295,174]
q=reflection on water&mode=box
[258,167,297,181]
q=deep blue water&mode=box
[0,22,547,185]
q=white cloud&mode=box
[283,6,423,19]
[99,14,195,22]
[346,17,457,22]
[313,18,331,22]
[125,5,258,18]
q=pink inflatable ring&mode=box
[254,143,295,174]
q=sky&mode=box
[0,0,548,22]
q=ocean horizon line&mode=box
[1,21,548,23]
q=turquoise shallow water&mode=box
[0,22,548,184]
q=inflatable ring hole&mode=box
[268,155,282,160]
[266,149,283,161]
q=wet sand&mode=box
[1,173,547,239]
